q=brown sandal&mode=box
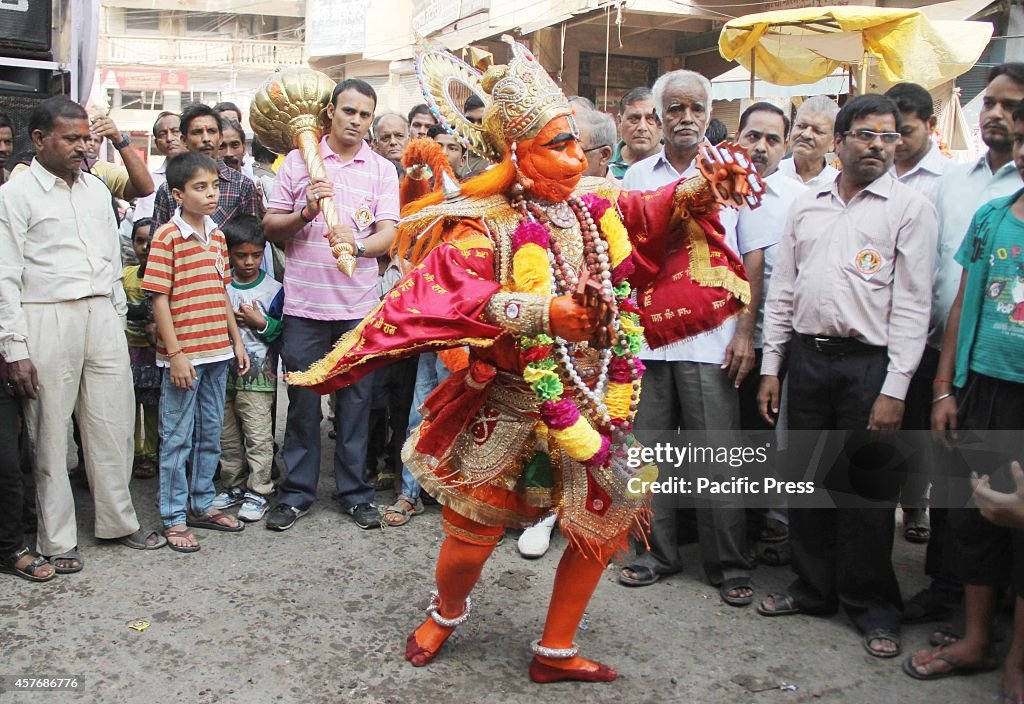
[1,548,56,582]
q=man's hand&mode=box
[169,355,197,390]
[868,394,904,433]
[550,295,603,343]
[304,177,333,219]
[238,303,267,331]
[971,462,1024,529]
[723,331,756,388]
[7,359,40,399]
[234,342,250,376]
[757,375,780,426]
[90,115,124,145]
[931,395,958,451]
[327,223,356,253]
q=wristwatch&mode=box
[354,240,366,257]
[112,134,131,150]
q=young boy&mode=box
[213,215,284,522]
[123,218,161,479]
[142,152,250,553]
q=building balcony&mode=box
[101,34,305,69]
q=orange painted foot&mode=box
[528,656,618,683]
[404,618,455,667]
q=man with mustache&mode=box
[133,112,185,221]
[151,103,260,230]
[733,102,809,564]
[609,87,661,180]
[902,62,1024,670]
[756,94,937,659]
[617,70,756,608]
[219,119,247,174]
[0,97,167,576]
[779,96,840,189]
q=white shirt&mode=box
[132,159,168,221]
[0,159,127,362]
[930,153,1022,348]
[622,149,740,364]
[778,156,840,190]
[737,169,808,348]
[170,207,218,246]
[889,142,947,207]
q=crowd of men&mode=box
[2,58,1024,698]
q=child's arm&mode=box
[152,292,196,390]
[225,291,250,376]
[240,289,284,344]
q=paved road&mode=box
[0,420,998,704]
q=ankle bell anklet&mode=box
[530,639,579,659]
[426,590,472,628]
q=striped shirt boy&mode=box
[142,210,233,366]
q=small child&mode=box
[212,214,284,522]
[123,217,160,479]
[142,152,250,553]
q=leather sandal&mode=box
[1,547,56,582]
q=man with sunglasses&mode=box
[756,94,937,659]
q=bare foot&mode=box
[906,641,994,677]
[406,617,455,666]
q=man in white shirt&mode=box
[617,69,754,607]
[880,82,949,549]
[133,112,183,221]
[734,102,809,558]
[778,96,841,189]
[0,97,165,572]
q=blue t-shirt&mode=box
[955,208,1024,383]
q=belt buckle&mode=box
[813,336,828,352]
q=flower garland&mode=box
[512,194,645,469]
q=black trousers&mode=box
[949,372,1024,596]
[0,390,25,557]
[785,337,905,632]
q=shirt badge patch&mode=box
[854,247,882,276]
[354,206,374,230]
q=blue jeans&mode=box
[158,360,229,528]
[401,352,451,500]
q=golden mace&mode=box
[249,67,357,276]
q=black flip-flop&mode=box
[45,547,83,574]
[619,564,661,587]
[720,577,754,607]
[863,628,901,659]
[757,591,800,617]
[1,548,56,582]
[117,529,167,550]
[187,512,244,532]
[901,646,998,680]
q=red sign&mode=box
[106,69,189,92]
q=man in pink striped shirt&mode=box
[263,79,400,532]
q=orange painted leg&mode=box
[529,541,618,683]
[406,507,503,666]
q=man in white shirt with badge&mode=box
[617,69,754,608]
[778,96,841,190]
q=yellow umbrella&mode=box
[718,5,992,93]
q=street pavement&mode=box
[0,413,1000,704]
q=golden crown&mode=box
[414,36,571,163]
[481,38,572,145]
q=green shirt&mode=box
[954,191,1024,384]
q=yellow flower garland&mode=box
[600,208,631,269]
[512,242,551,295]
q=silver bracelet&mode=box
[530,639,579,659]
[426,590,472,628]
[931,392,954,405]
